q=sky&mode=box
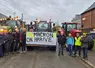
[0,0,95,24]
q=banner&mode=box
[26,32,57,46]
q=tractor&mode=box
[62,22,81,37]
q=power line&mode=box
[0,1,15,15]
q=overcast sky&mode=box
[0,0,95,23]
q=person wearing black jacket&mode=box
[7,32,14,53]
[81,33,89,59]
[15,31,20,52]
[57,31,66,56]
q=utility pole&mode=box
[13,12,16,18]
[21,14,23,21]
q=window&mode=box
[67,24,76,31]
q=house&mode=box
[0,13,7,18]
[0,13,7,26]
[81,2,95,32]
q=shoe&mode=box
[73,56,76,58]
[23,51,26,53]
[62,54,64,56]
[58,54,60,56]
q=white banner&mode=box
[26,32,57,46]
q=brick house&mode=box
[81,2,95,32]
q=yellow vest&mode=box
[75,37,81,46]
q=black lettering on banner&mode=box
[32,32,53,42]
[39,37,43,41]
[26,38,33,42]
[43,37,48,42]
[34,32,43,37]
[34,37,39,42]
[43,33,45,36]
[48,37,52,42]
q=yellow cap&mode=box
[22,28,26,32]
[83,33,86,36]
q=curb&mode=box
[77,57,95,68]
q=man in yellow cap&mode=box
[81,33,89,59]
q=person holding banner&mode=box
[57,31,66,56]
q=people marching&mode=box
[57,30,89,59]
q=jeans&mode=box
[4,41,9,55]
[58,44,64,56]
[13,40,19,52]
[21,42,26,52]
[82,47,88,58]
[68,44,73,56]
[74,46,81,57]
[15,40,19,51]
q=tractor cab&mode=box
[62,22,81,37]
[31,20,52,32]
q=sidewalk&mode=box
[88,49,95,66]
[80,48,95,68]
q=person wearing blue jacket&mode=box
[66,33,74,56]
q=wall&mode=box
[81,11,91,29]
[81,9,95,32]
[91,9,95,28]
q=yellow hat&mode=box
[23,28,26,32]
[83,33,86,36]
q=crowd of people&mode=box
[57,31,89,59]
[12,28,27,54]
[0,27,27,56]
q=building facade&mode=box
[81,2,95,32]
[0,13,7,26]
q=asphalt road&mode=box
[0,49,88,68]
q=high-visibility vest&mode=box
[75,37,81,46]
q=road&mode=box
[0,49,88,68]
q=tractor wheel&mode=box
[88,40,94,50]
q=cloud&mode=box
[0,0,94,23]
